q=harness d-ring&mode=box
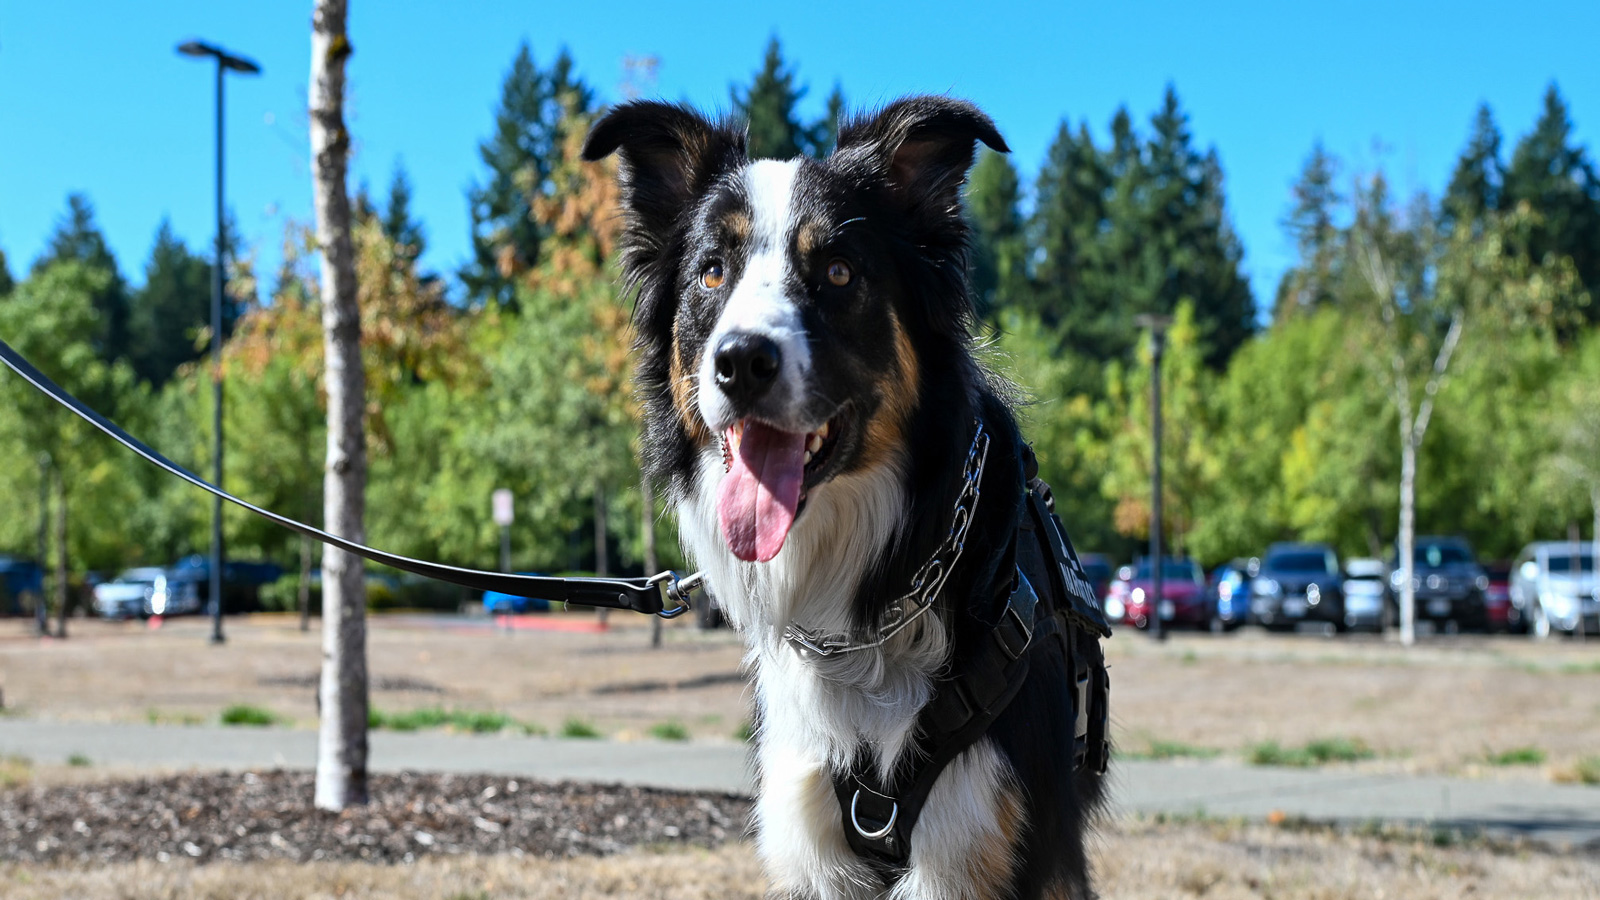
[849,790,898,840]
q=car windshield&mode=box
[1134,561,1202,582]
[1416,543,1474,567]
[115,568,163,584]
[1266,551,1337,575]
[1548,554,1596,574]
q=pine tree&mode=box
[1274,141,1343,320]
[32,194,131,364]
[1501,85,1600,315]
[1030,120,1110,334]
[733,37,806,160]
[0,246,13,297]
[810,85,845,158]
[966,149,1026,319]
[462,43,594,306]
[1440,104,1503,237]
[128,220,212,386]
[382,164,426,267]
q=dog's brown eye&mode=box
[826,259,853,287]
[701,262,726,290]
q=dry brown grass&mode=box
[5,615,1599,777]
[3,821,1597,900]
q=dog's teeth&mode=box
[804,450,814,464]
[807,434,823,453]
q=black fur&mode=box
[585,96,1102,899]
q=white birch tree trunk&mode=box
[1397,432,1417,646]
[311,0,369,811]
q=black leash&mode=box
[0,337,701,618]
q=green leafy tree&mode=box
[1501,85,1600,315]
[32,194,131,365]
[462,43,594,306]
[733,37,807,160]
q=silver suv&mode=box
[1509,542,1598,638]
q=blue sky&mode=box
[1,1,1596,312]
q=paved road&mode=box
[3,720,1596,849]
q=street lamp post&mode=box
[1136,314,1173,643]
[178,40,260,646]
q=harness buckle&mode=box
[849,789,899,841]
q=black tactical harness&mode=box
[830,450,1112,867]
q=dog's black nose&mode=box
[713,332,782,405]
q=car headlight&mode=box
[1130,587,1146,604]
[1252,578,1281,596]
[1104,596,1125,619]
[1475,575,1489,591]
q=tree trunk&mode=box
[643,473,661,648]
[593,482,609,624]
[311,0,369,812]
[52,466,68,639]
[36,453,50,637]
[1571,521,1587,643]
[298,534,312,633]
[1397,433,1417,647]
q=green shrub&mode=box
[370,707,515,734]
[1573,756,1600,785]
[1487,746,1546,766]
[734,721,755,742]
[1249,737,1373,767]
[66,753,91,767]
[1145,740,1221,761]
[561,718,601,739]
[220,705,280,727]
[649,721,690,741]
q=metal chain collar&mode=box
[783,419,991,657]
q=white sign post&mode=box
[492,489,513,573]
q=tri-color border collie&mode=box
[584,96,1107,900]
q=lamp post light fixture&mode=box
[1135,313,1174,643]
[177,39,261,645]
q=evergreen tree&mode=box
[1274,141,1343,320]
[32,194,130,364]
[382,164,426,268]
[128,220,212,387]
[1440,104,1503,237]
[810,85,846,158]
[0,246,13,297]
[733,37,806,160]
[1029,120,1110,333]
[1501,85,1600,316]
[462,43,594,306]
[966,149,1025,319]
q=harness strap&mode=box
[831,567,1040,866]
[0,337,700,617]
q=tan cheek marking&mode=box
[669,321,712,447]
[965,779,1029,899]
[857,310,920,468]
[796,220,828,260]
[723,210,752,245]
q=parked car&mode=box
[1203,558,1255,632]
[1482,561,1513,632]
[1341,558,1392,633]
[1077,553,1115,603]
[1509,542,1598,638]
[481,574,551,614]
[1105,558,1206,629]
[1249,543,1345,630]
[92,567,202,618]
[1389,536,1488,632]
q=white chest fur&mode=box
[678,449,1024,898]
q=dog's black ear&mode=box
[833,96,1008,220]
[583,101,746,246]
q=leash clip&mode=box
[649,570,703,619]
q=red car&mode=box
[1104,558,1207,629]
[1483,562,1513,632]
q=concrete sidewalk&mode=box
[3,720,1596,849]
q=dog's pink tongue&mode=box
[718,422,807,563]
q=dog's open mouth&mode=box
[717,411,846,563]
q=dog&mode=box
[583,96,1108,900]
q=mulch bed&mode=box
[0,771,751,864]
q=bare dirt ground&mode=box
[2,613,1597,777]
[2,818,1597,899]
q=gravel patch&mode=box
[0,771,750,864]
